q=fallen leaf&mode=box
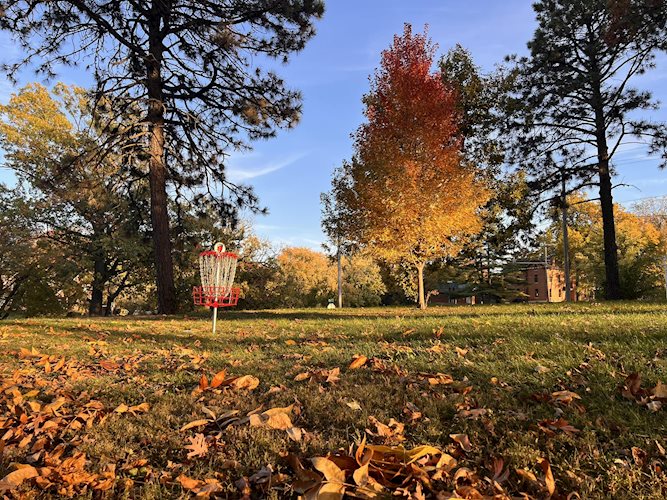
[286,426,303,442]
[345,400,362,411]
[228,375,259,390]
[539,458,555,496]
[181,419,211,432]
[0,465,39,492]
[450,433,472,452]
[129,402,150,415]
[210,370,227,388]
[184,434,209,459]
[349,355,368,370]
[311,457,345,499]
[653,381,667,399]
[247,405,294,431]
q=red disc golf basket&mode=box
[192,242,240,333]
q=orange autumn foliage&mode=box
[337,25,488,308]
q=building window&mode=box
[535,289,539,297]
[534,274,539,283]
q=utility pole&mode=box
[337,240,343,309]
[561,167,572,302]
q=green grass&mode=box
[1,302,667,498]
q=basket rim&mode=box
[199,250,239,259]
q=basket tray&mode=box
[192,286,240,308]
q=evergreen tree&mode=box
[0,1,324,313]
[508,0,667,299]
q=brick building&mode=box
[511,262,576,302]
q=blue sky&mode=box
[1,0,666,249]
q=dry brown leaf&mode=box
[653,381,667,399]
[228,375,259,390]
[538,417,580,436]
[130,402,150,414]
[209,370,226,388]
[450,433,472,452]
[311,457,345,499]
[457,408,488,420]
[287,454,322,494]
[184,433,209,459]
[286,426,303,442]
[114,403,129,414]
[248,405,294,430]
[177,474,203,490]
[180,419,211,432]
[455,346,469,357]
[539,458,555,496]
[516,468,538,484]
[0,465,39,492]
[346,400,362,411]
[349,355,368,370]
[551,390,581,405]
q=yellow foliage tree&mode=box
[552,196,663,299]
[334,26,489,309]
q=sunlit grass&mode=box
[1,302,666,497]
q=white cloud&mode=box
[226,152,307,183]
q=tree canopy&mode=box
[332,25,489,309]
[508,0,667,299]
[0,0,324,313]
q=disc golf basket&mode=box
[192,242,240,334]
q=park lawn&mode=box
[1,303,666,498]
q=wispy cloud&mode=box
[270,235,324,250]
[226,152,307,183]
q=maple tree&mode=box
[333,25,489,309]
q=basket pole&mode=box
[212,250,222,334]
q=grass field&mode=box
[1,302,667,498]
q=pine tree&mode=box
[0,1,324,312]
[508,0,667,299]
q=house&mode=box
[508,262,577,302]
[429,281,499,305]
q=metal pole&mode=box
[561,170,572,302]
[337,243,342,309]
[212,252,222,334]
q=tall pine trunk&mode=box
[147,1,177,314]
[594,103,621,300]
[417,262,426,310]
[597,160,621,299]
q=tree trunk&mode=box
[88,253,105,316]
[417,262,426,310]
[88,232,105,316]
[597,162,621,299]
[591,76,621,300]
[147,1,177,314]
